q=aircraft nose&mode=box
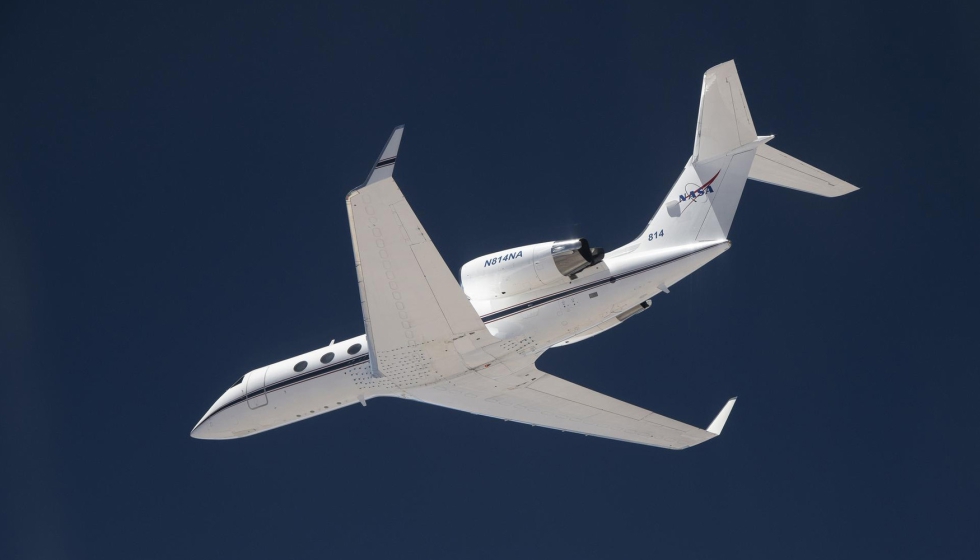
[190,400,224,440]
[191,379,250,440]
[190,418,214,439]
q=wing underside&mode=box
[407,365,736,450]
[346,127,497,383]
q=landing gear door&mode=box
[246,367,269,409]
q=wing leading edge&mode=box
[407,364,737,450]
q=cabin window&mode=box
[293,361,308,372]
[320,352,335,364]
[347,343,362,355]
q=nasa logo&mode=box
[679,185,714,202]
[678,170,721,202]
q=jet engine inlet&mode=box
[551,239,605,278]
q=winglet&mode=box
[364,125,404,186]
[706,397,737,435]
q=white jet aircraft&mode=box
[191,61,858,448]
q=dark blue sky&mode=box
[2,2,978,558]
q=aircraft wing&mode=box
[407,364,737,449]
[346,127,497,381]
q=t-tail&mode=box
[635,60,858,251]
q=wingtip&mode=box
[377,126,404,163]
[706,397,737,435]
[826,182,861,196]
[350,126,406,196]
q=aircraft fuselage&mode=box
[191,240,729,439]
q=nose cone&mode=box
[190,411,221,440]
[190,391,234,440]
[190,419,212,439]
[190,381,256,440]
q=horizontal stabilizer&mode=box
[749,144,859,197]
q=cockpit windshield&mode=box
[230,375,245,388]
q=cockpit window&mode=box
[293,361,308,372]
[347,343,362,355]
[230,375,245,388]
[320,352,335,364]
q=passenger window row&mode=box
[232,343,364,386]
[296,343,363,373]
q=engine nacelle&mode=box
[461,239,604,300]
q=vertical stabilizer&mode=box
[634,61,764,250]
[693,60,758,164]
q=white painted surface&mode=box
[749,143,860,197]
[192,60,859,448]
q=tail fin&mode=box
[632,61,858,251]
[638,61,765,248]
[693,61,758,163]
